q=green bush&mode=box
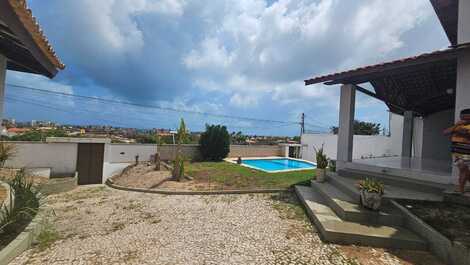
[357,178,384,195]
[199,124,230,161]
[314,145,328,169]
[0,170,41,235]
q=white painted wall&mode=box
[301,134,397,162]
[5,142,77,176]
[102,162,132,181]
[302,113,403,162]
[105,144,157,163]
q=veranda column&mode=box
[452,0,470,183]
[336,84,355,169]
[401,111,413,157]
[0,54,6,133]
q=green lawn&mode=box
[185,161,315,190]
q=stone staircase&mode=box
[294,168,446,250]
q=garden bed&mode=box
[397,199,470,249]
[112,161,313,191]
[112,162,315,191]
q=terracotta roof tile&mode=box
[7,0,65,70]
[304,44,470,86]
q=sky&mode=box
[5,0,450,136]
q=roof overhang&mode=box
[430,0,458,46]
[0,0,64,78]
[304,44,470,116]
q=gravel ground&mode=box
[10,186,441,265]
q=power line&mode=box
[7,83,301,126]
[5,94,299,131]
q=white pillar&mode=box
[0,54,6,133]
[458,0,470,44]
[401,111,413,157]
[337,84,355,169]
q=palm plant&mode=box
[0,142,16,168]
[0,170,41,234]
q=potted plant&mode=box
[329,159,336,173]
[357,178,385,211]
[314,145,328,182]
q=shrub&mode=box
[172,153,185,181]
[199,124,230,161]
[357,178,384,195]
[329,160,336,172]
[314,145,328,169]
[0,170,40,235]
[0,142,15,168]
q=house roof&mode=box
[430,0,458,45]
[0,0,64,78]
[304,44,470,116]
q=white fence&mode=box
[301,134,400,163]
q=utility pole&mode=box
[300,113,305,135]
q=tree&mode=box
[230,131,247,144]
[176,118,190,144]
[330,120,381,135]
[9,129,67,141]
[135,134,156,144]
[199,124,230,161]
[172,118,189,181]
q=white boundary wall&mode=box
[4,142,77,176]
[302,113,404,162]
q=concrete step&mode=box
[338,168,449,194]
[330,172,444,202]
[310,181,404,226]
[295,185,427,250]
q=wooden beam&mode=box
[0,1,57,78]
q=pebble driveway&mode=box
[10,186,440,265]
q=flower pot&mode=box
[360,190,382,211]
[316,168,326,182]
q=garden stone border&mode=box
[391,200,470,265]
[0,203,52,265]
[106,178,287,195]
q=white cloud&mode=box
[181,0,433,108]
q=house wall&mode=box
[421,109,454,162]
[412,109,454,162]
[4,142,78,177]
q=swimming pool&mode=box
[240,158,316,173]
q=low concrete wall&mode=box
[4,142,77,177]
[228,145,282,158]
[0,205,51,265]
[392,200,470,265]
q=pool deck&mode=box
[224,156,316,173]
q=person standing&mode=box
[444,109,470,193]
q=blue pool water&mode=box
[241,158,316,172]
